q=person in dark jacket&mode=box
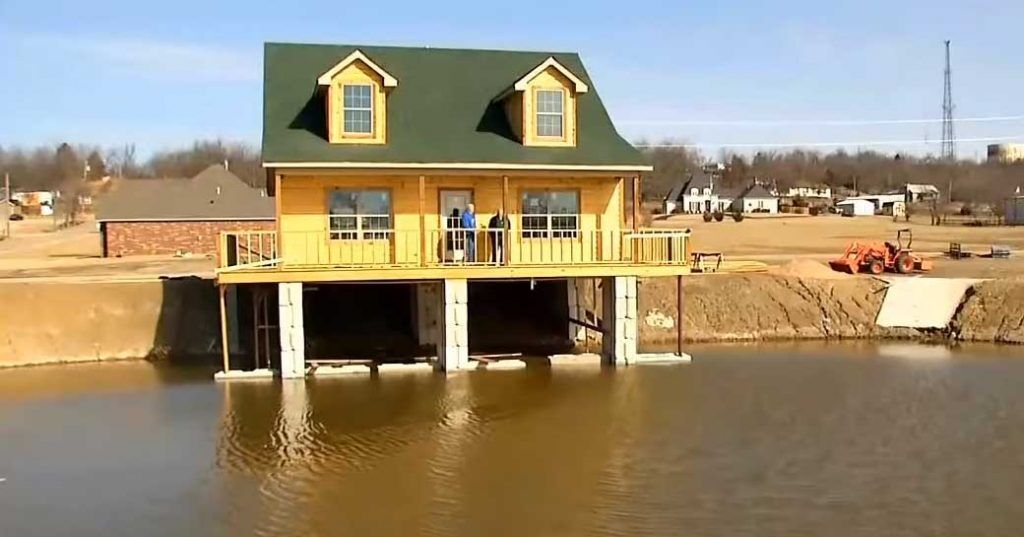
[488,209,510,264]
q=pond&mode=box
[2,342,1023,536]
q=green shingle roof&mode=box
[263,43,648,170]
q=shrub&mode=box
[702,212,713,222]
[809,206,820,216]
[732,212,745,222]
[713,211,725,222]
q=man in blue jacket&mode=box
[461,203,477,262]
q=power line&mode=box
[636,134,1024,149]
[621,114,1024,127]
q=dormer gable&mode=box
[495,57,587,148]
[318,50,397,145]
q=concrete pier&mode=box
[415,282,441,347]
[278,282,306,379]
[438,278,470,372]
[601,276,638,365]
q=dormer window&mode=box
[535,89,565,138]
[343,84,374,135]
[493,56,588,148]
[317,50,397,145]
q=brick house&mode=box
[95,165,274,257]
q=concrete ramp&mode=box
[876,277,981,329]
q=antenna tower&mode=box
[941,40,956,160]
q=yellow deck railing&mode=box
[217,228,689,271]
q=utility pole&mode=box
[3,172,10,239]
[941,40,956,161]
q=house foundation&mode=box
[278,282,306,379]
[601,276,638,365]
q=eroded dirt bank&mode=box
[0,279,219,367]
[2,273,1021,368]
[953,277,1024,344]
[638,274,1024,346]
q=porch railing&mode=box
[217,228,689,271]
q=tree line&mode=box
[0,140,264,192]
[3,138,1023,206]
[641,142,1024,205]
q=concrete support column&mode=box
[416,282,441,347]
[277,282,306,379]
[437,278,469,372]
[601,276,638,365]
[567,278,586,343]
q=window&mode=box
[535,89,564,138]
[342,84,373,135]
[521,190,579,238]
[328,189,391,240]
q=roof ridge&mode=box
[263,41,580,56]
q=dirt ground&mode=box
[0,215,213,282]
[636,273,1024,346]
[652,212,1024,278]
[1,212,1019,281]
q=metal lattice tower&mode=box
[941,40,956,160]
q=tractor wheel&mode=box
[895,253,914,274]
[866,258,884,275]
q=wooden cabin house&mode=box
[215,43,689,378]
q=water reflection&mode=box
[3,344,1024,536]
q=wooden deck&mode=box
[216,228,693,284]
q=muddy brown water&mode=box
[2,342,1024,536]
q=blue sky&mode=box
[1,0,1022,160]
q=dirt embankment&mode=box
[637,272,1024,346]
[954,278,1024,344]
[0,279,220,367]
[639,274,904,344]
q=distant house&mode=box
[836,198,876,216]
[11,191,55,216]
[663,172,779,214]
[730,183,780,213]
[664,171,731,214]
[785,185,832,199]
[904,183,940,203]
[94,165,274,257]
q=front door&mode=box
[440,190,473,262]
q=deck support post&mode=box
[567,278,586,343]
[676,275,685,357]
[219,284,231,373]
[502,175,510,265]
[632,175,641,232]
[418,175,427,266]
[437,278,469,372]
[277,282,306,379]
[601,276,638,365]
[227,285,240,352]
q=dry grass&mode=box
[653,213,1024,256]
[652,212,1024,279]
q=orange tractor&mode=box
[829,229,933,275]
